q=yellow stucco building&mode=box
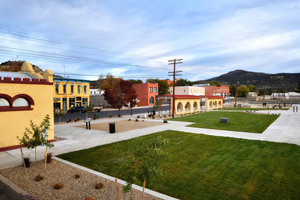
[0,62,54,151]
[157,94,203,115]
[157,94,224,114]
[53,77,89,111]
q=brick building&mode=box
[132,82,159,106]
[204,85,230,97]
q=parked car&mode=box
[93,106,103,112]
[67,106,87,113]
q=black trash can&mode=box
[109,123,115,133]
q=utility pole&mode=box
[234,77,238,108]
[168,59,183,118]
[263,83,265,100]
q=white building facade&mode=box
[169,86,205,96]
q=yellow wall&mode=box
[170,98,202,114]
[0,83,54,149]
[53,80,89,111]
[205,98,223,110]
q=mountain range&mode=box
[194,70,300,92]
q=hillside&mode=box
[194,70,300,92]
[0,60,62,78]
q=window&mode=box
[84,86,87,94]
[55,84,59,94]
[0,94,34,112]
[149,97,154,104]
[0,98,9,106]
[63,84,67,94]
[13,98,28,107]
[149,87,153,92]
[154,87,157,93]
[77,85,81,94]
[71,85,74,94]
[69,98,75,108]
[83,98,88,106]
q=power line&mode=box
[0,46,167,70]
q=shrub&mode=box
[128,119,131,121]
[84,197,94,200]
[163,120,168,123]
[135,119,138,122]
[53,183,64,190]
[109,114,112,118]
[137,115,140,118]
[75,174,80,179]
[152,116,155,119]
[46,153,53,163]
[95,182,104,189]
[35,174,44,181]
[163,115,166,118]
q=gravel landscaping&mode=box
[0,160,162,200]
[75,119,164,132]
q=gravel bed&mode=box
[0,160,162,200]
[75,120,164,132]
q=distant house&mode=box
[161,78,177,86]
[53,77,90,111]
[169,86,205,96]
[132,82,159,106]
[248,92,258,97]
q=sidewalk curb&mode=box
[0,174,35,200]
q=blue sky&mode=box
[0,0,299,82]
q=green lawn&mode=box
[168,112,279,133]
[58,131,300,200]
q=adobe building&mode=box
[53,77,90,110]
[0,62,54,151]
[132,82,159,106]
[169,86,205,96]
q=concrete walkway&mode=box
[0,107,299,199]
[1,107,299,170]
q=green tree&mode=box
[229,85,236,96]
[128,79,143,84]
[237,85,250,97]
[206,81,220,86]
[247,85,257,92]
[54,109,64,123]
[146,79,170,95]
[97,73,120,91]
[17,114,54,161]
[119,136,169,199]
[176,78,193,86]
[85,101,94,118]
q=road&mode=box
[55,105,170,123]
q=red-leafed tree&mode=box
[104,79,137,117]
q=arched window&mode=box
[13,98,29,107]
[177,102,183,112]
[71,85,74,94]
[55,84,59,94]
[84,85,87,94]
[193,102,198,110]
[185,102,191,111]
[0,98,9,106]
[77,85,81,94]
[63,84,67,94]
[0,94,34,112]
[149,97,154,104]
